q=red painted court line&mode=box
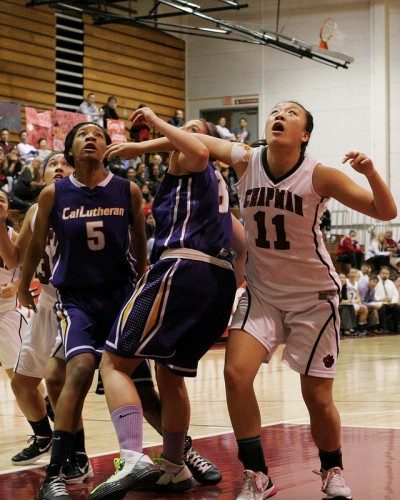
[1,424,399,499]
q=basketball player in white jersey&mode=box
[0,190,28,379]
[192,101,396,499]
[117,101,397,499]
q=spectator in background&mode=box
[167,109,184,127]
[144,210,156,241]
[134,162,148,188]
[336,229,364,270]
[101,96,119,129]
[0,150,12,192]
[216,117,235,141]
[358,262,370,287]
[126,166,137,183]
[365,233,391,272]
[0,149,30,212]
[383,228,400,271]
[358,275,383,332]
[37,138,52,162]
[0,128,14,155]
[320,208,331,241]
[234,117,251,144]
[374,266,400,332]
[13,156,45,203]
[394,274,400,295]
[217,161,239,208]
[78,93,104,126]
[17,130,38,164]
[2,147,23,189]
[338,272,357,336]
[346,267,368,334]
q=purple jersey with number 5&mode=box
[151,162,233,263]
[49,173,137,289]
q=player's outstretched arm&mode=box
[314,151,397,221]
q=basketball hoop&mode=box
[319,18,335,49]
[319,17,348,50]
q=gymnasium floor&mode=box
[1,335,399,499]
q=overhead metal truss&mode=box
[26,0,354,69]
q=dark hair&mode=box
[369,274,379,282]
[0,128,9,133]
[288,101,314,155]
[197,119,221,139]
[19,129,27,138]
[107,96,117,103]
[63,122,111,167]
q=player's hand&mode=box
[104,143,140,161]
[129,107,160,129]
[17,286,39,312]
[342,151,375,177]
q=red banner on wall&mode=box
[52,110,88,151]
[25,107,53,148]
[107,119,127,143]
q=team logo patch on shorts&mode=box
[323,354,335,368]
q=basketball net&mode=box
[319,18,348,50]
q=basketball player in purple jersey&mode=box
[17,123,148,500]
[88,109,245,499]
[184,101,396,499]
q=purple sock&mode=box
[162,428,187,465]
[111,405,143,453]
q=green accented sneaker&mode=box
[89,450,160,500]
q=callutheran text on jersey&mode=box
[62,206,125,219]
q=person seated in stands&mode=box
[383,228,400,271]
[374,266,400,333]
[365,233,391,272]
[338,272,357,336]
[37,138,53,161]
[17,130,38,164]
[167,109,184,128]
[12,156,45,204]
[134,162,148,188]
[336,229,364,270]
[358,262,370,287]
[4,146,24,187]
[0,149,30,212]
[126,166,137,183]
[0,128,14,155]
[319,208,331,241]
[0,150,12,193]
[78,92,104,125]
[358,275,383,333]
[101,95,119,129]
[346,268,369,335]
[394,274,400,295]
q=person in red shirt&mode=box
[336,229,364,269]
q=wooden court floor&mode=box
[1,335,399,499]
